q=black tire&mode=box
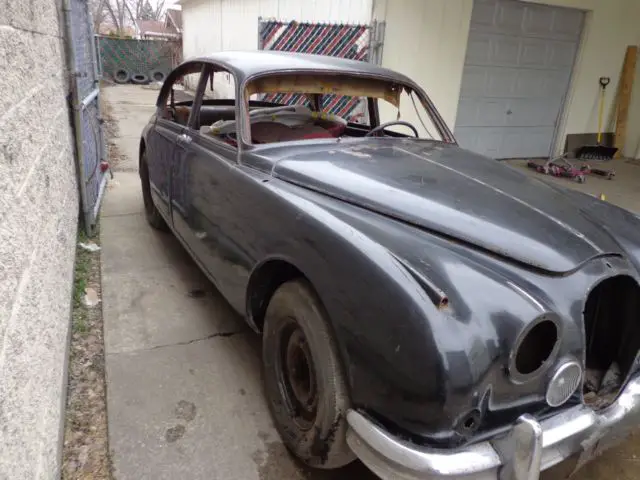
[132,73,150,84]
[262,280,355,469]
[114,69,130,84]
[140,152,168,231]
[150,70,166,83]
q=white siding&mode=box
[182,0,372,59]
[182,0,372,97]
[376,0,640,157]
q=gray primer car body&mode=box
[140,51,640,449]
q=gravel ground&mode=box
[62,227,111,480]
[62,87,116,480]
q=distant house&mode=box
[165,8,183,36]
[135,18,181,40]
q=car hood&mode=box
[269,140,624,274]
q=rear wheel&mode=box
[262,280,355,469]
[140,152,168,231]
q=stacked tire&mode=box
[112,69,166,84]
[113,69,130,84]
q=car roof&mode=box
[187,50,415,85]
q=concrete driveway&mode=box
[100,85,375,480]
[101,85,640,480]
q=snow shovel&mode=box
[576,77,618,160]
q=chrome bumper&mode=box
[346,375,640,480]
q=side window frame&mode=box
[195,63,242,158]
[187,64,211,131]
[156,61,206,127]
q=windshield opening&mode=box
[200,72,450,146]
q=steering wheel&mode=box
[366,120,419,138]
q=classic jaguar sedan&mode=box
[139,51,640,479]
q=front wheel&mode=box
[139,152,168,231]
[262,279,355,469]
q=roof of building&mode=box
[187,50,415,85]
[136,19,181,38]
[166,9,183,32]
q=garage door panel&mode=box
[552,8,584,38]
[506,98,559,127]
[456,127,503,158]
[471,0,498,30]
[549,41,579,69]
[540,70,572,97]
[515,70,551,98]
[492,35,521,67]
[487,68,519,96]
[465,33,494,64]
[455,0,583,159]
[496,1,525,35]
[520,37,549,68]
[523,4,556,37]
[457,98,511,127]
[460,66,488,96]
[501,127,555,158]
[464,67,563,99]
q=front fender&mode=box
[266,181,585,448]
[258,182,478,444]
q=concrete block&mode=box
[0,85,69,199]
[0,3,77,477]
[0,187,77,479]
[0,28,66,120]
[4,0,60,37]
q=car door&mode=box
[146,62,205,221]
[171,67,253,311]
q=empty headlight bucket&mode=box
[546,359,582,407]
[509,315,561,383]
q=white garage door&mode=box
[455,0,584,159]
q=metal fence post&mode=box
[62,0,107,237]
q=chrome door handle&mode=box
[178,133,192,144]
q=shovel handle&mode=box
[597,77,610,143]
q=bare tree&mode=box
[92,0,167,36]
[129,0,167,22]
[90,0,109,33]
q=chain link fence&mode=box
[68,0,107,236]
[97,37,181,83]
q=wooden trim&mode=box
[614,45,638,158]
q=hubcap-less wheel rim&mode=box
[277,322,318,430]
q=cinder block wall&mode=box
[0,1,79,478]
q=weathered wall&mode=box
[0,0,79,478]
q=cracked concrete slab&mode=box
[103,262,244,355]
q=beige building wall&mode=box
[0,1,79,478]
